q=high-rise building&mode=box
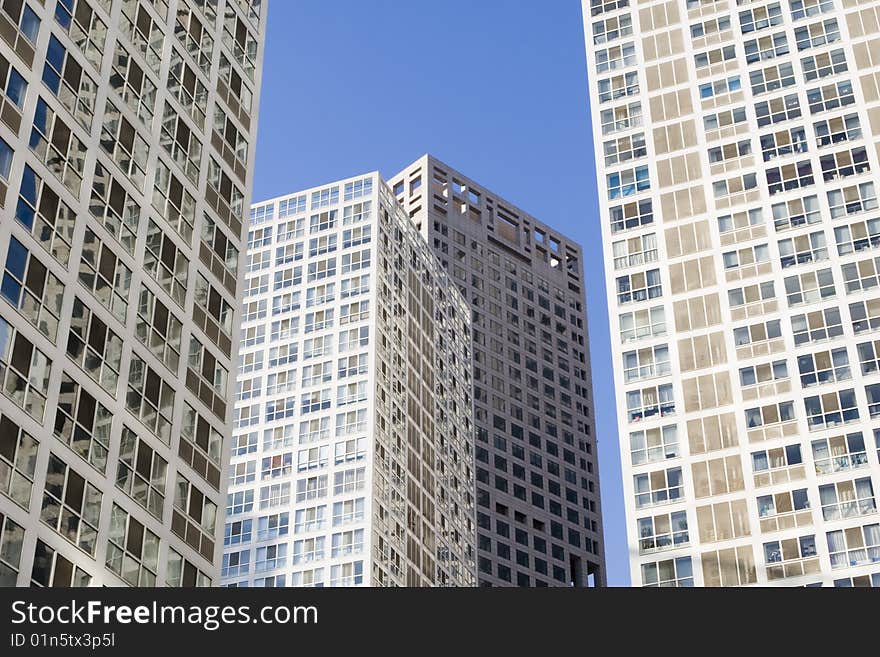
[389,155,606,587]
[583,0,880,587]
[222,173,475,587]
[0,0,266,587]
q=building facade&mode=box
[0,0,266,587]
[389,156,606,587]
[222,173,475,587]
[583,0,880,586]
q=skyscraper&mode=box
[389,155,606,587]
[583,0,880,586]
[0,0,266,587]
[222,173,475,587]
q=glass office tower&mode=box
[223,173,475,587]
[390,156,606,587]
[0,0,266,587]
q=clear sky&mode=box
[252,0,629,586]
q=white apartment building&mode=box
[390,156,606,587]
[583,0,880,586]
[222,173,475,587]
[0,0,266,587]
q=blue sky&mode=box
[253,0,629,586]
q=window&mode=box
[819,478,875,521]
[153,161,196,243]
[728,281,776,312]
[144,220,188,307]
[703,106,747,132]
[723,243,770,270]
[713,172,758,199]
[804,388,859,430]
[0,512,24,585]
[815,114,861,149]
[843,256,880,293]
[160,103,202,183]
[619,306,665,343]
[851,298,880,334]
[634,467,683,508]
[798,347,850,387]
[17,165,75,266]
[30,540,91,587]
[597,71,639,103]
[807,80,855,114]
[801,48,847,81]
[695,44,737,69]
[828,182,878,220]
[0,316,51,422]
[106,504,159,586]
[641,557,693,587]
[116,427,166,519]
[2,1,40,44]
[778,230,826,268]
[40,454,101,555]
[279,195,306,218]
[0,414,37,510]
[310,210,337,233]
[67,297,122,393]
[691,14,731,38]
[744,32,788,63]
[744,401,795,429]
[53,372,112,473]
[791,0,833,20]
[740,359,788,387]
[2,237,64,343]
[698,75,741,99]
[750,63,796,96]
[341,249,370,274]
[173,473,217,561]
[609,199,652,233]
[622,344,670,382]
[738,3,783,33]
[30,97,87,195]
[627,384,675,422]
[330,561,364,587]
[603,132,646,166]
[612,233,657,270]
[629,425,678,466]
[42,35,98,130]
[772,195,821,231]
[334,436,366,462]
[836,219,880,256]
[168,48,206,128]
[599,101,641,135]
[867,384,880,418]
[791,307,843,346]
[637,511,688,554]
[616,269,661,304]
[820,147,870,182]
[332,498,365,526]
[764,535,818,579]
[257,512,289,542]
[760,127,807,161]
[826,523,880,569]
[99,100,148,188]
[334,468,366,496]
[755,93,801,127]
[589,0,629,17]
[858,340,880,376]
[595,42,636,73]
[222,3,258,80]
[756,488,811,530]
[794,18,840,50]
[126,355,174,444]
